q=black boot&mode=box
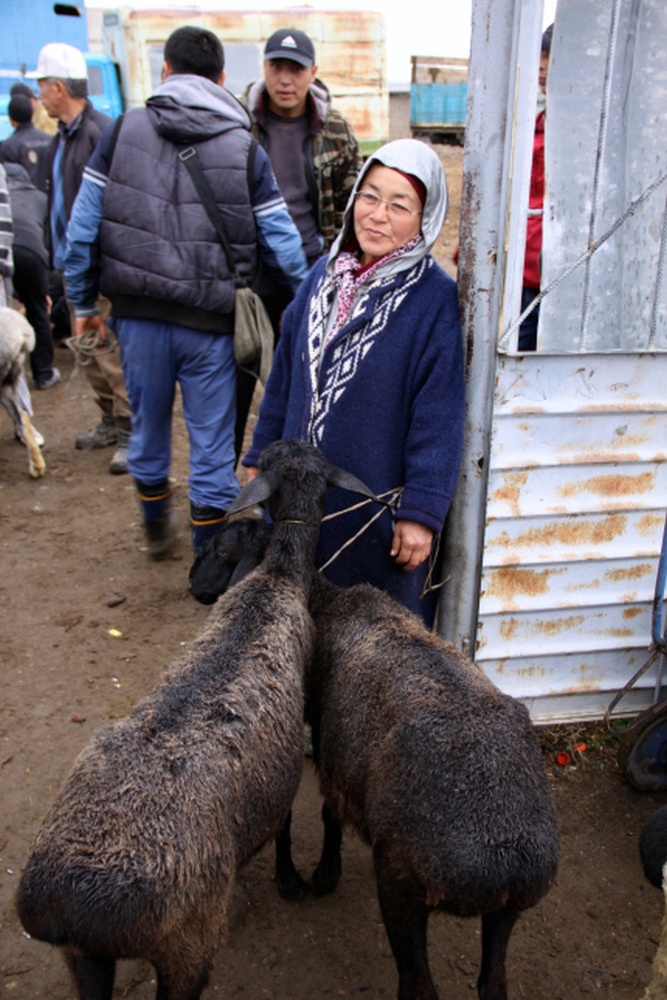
[136,479,177,560]
[190,502,226,555]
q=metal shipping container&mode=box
[100,6,389,153]
[409,55,468,145]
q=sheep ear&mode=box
[327,466,388,506]
[229,549,264,585]
[227,473,276,515]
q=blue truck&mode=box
[410,55,468,146]
[0,0,122,140]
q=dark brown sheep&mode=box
[282,578,560,1000]
[16,440,377,1000]
[188,501,560,1000]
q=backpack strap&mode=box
[178,145,242,285]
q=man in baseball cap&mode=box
[237,27,361,453]
[27,41,88,82]
[29,41,132,473]
[263,28,316,68]
[10,80,57,136]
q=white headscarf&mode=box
[327,138,449,279]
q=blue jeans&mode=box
[113,318,239,509]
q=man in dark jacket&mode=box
[237,28,362,452]
[28,42,131,473]
[10,81,57,137]
[64,27,308,560]
[0,96,52,193]
[4,162,59,388]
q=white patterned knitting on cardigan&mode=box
[307,257,430,445]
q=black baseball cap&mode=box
[264,28,316,67]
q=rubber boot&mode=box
[190,503,226,555]
[136,479,177,561]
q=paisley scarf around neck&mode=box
[327,233,423,346]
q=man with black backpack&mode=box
[64,26,307,560]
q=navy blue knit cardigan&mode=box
[245,252,465,624]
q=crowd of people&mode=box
[2,24,469,628]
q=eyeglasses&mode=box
[355,190,422,221]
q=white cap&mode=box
[26,42,87,80]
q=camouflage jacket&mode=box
[242,78,362,252]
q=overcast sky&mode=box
[88,1,558,87]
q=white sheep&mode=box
[0,306,45,478]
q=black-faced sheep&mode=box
[0,306,45,478]
[640,805,667,999]
[189,516,273,606]
[191,490,560,1000]
[16,440,378,1000]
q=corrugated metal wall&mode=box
[477,352,667,723]
[441,0,667,723]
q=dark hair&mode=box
[10,82,35,100]
[8,95,33,125]
[541,24,553,54]
[163,26,224,82]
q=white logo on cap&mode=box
[280,35,298,49]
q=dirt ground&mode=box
[2,142,667,999]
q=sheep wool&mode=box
[15,441,373,998]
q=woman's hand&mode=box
[390,520,434,572]
[245,466,259,482]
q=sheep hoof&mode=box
[275,869,309,901]
[311,862,341,897]
[21,413,46,478]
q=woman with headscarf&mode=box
[243,138,464,627]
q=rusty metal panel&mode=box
[440,1,667,725]
[101,7,388,144]
[475,352,667,723]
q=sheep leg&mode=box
[275,810,309,900]
[154,962,211,1000]
[476,908,518,1000]
[65,951,115,1000]
[311,802,342,895]
[21,411,46,478]
[373,843,437,1000]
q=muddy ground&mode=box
[2,143,667,999]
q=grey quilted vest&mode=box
[100,106,257,334]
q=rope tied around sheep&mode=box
[318,487,448,599]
